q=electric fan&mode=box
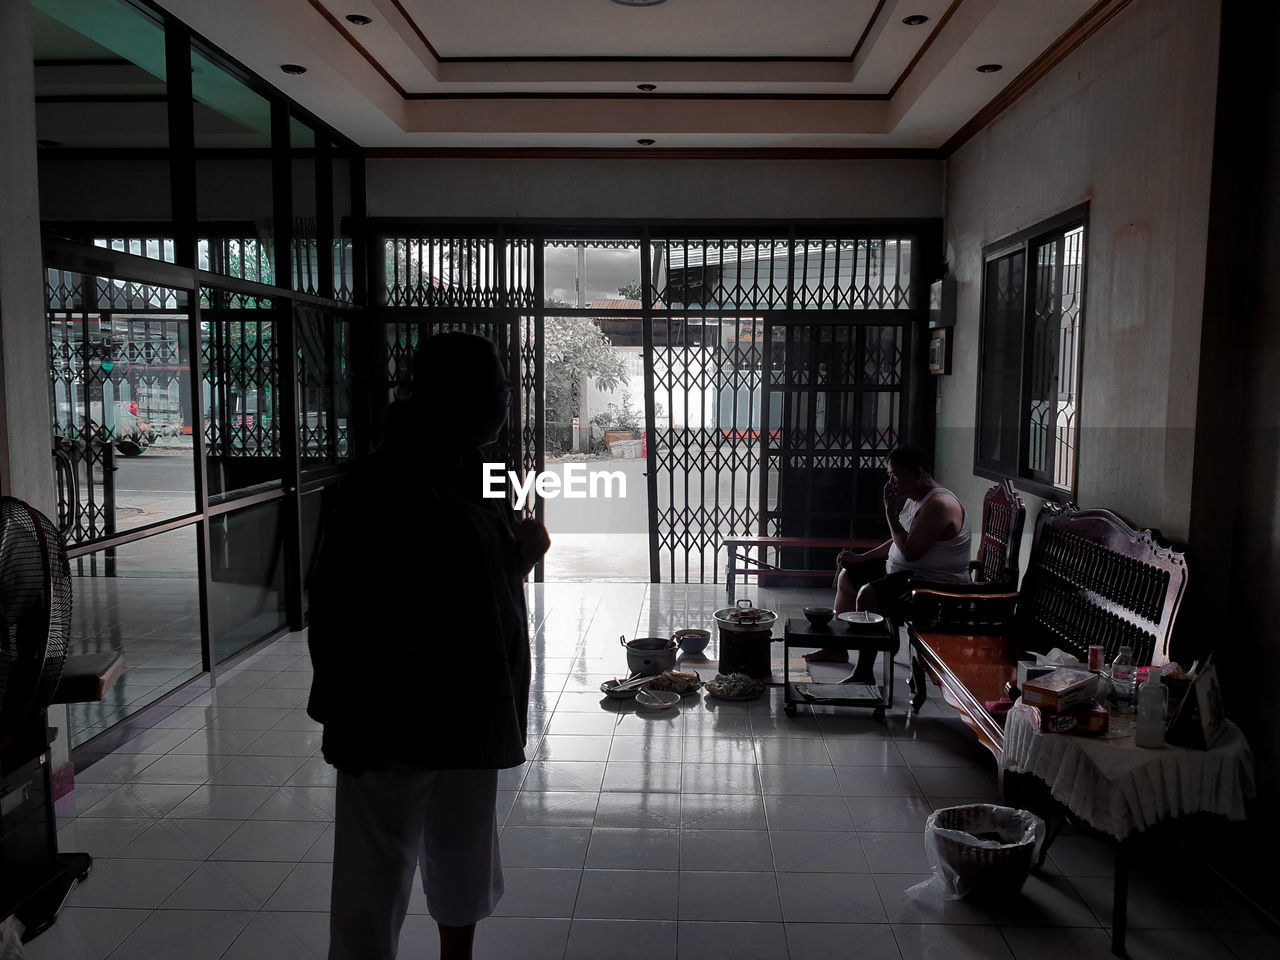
[0,497,72,754]
[1,496,86,944]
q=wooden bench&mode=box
[723,536,882,602]
[907,503,1189,761]
[50,653,124,705]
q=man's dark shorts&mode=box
[841,559,913,620]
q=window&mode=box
[975,206,1086,496]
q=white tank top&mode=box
[885,487,972,582]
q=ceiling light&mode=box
[902,14,929,26]
[976,63,1003,73]
[636,138,655,145]
[609,0,668,7]
[345,14,372,25]
[637,83,657,92]
[280,63,308,75]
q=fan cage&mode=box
[0,497,73,752]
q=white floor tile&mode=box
[162,859,294,910]
[489,867,582,918]
[891,923,1014,960]
[772,829,869,873]
[563,919,677,960]
[873,873,997,925]
[680,829,775,872]
[678,871,782,922]
[66,858,201,909]
[56,817,153,858]
[213,818,330,862]
[776,872,887,923]
[499,825,593,869]
[167,783,277,820]
[474,917,571,960]
[762,794,855,832]
[221,911,329,960]
[785,922,903,960]
[19,906,149,960]
[574,868,679,920]
[676,920,788,960]
[108,908,253,960]
[264,861,334,912]
[118,818,241,860]
[584,827,680,870]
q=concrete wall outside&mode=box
[936,0,1221,569]
[367,158,944,222]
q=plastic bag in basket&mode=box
[906,803,1046,900]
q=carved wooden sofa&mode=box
[906,479,1026,627]
[907,503,1189,761]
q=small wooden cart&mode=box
[782,616,897,721]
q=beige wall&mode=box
[936,0,1221,568]
[367,157,944,221]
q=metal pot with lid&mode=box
[620,635,678,676]
[712,599,777,677]
[712,598,778,635]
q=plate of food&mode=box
[704,672,766,701]
[837,611,885,627]
[643,670,702,697]
[599,676,649,699]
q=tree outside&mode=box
[543,297,628,455]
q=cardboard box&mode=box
[1021,668,1099,712]
[1017,659,1058,688]
[1038,702,1109,735]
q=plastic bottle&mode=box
[1108,645,1137,735]
[1135,680,1168,748]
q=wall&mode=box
[0,0,69,776]
[367,157,944,222]
[1186,0,1280,917]
[936,0,1221,565]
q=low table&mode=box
[782,616,897,720]
[1002,702,1255,957]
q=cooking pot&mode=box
[711,598,778,635]
[620,635,678,676]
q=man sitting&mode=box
[806,444,972,684]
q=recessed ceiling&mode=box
[135,0,1127,149]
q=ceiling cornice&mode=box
[365,147,945,160]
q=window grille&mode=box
[976,208,1086,495]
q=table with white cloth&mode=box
[1001,701,1256,956]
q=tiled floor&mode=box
[32,583,1279,959]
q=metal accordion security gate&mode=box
[377,233,544,544]
[646,231,928,584]
[373,224,934,584]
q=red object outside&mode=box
[642,432,647,458]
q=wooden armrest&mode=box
[910,577,1015,595]
[51,652,124,704]
[911,588,1020,601]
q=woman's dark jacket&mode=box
[306,441,531,773]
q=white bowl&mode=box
[635,688,680,711]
